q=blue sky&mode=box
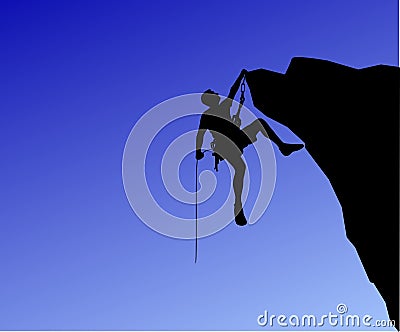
[0,0,398,330]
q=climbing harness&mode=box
[210,140,223,172]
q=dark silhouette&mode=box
[246,57,399,329]
[196,69,303,226]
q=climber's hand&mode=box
[196,149,204,161]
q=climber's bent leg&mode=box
[242,118,304,156]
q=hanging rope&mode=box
[194,149,213,263]
[195,159,198,263]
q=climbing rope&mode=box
[232,77,246,126]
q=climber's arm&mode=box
[196,129,206,151]
[196,115,208,160]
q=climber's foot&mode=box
[279,143,304,156]
[234,204,247,226]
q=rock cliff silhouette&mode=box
[246,57,399,328]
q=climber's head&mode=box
[201,89,220,107]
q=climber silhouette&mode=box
[195,69,304,226]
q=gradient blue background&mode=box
[1,0,398,330]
